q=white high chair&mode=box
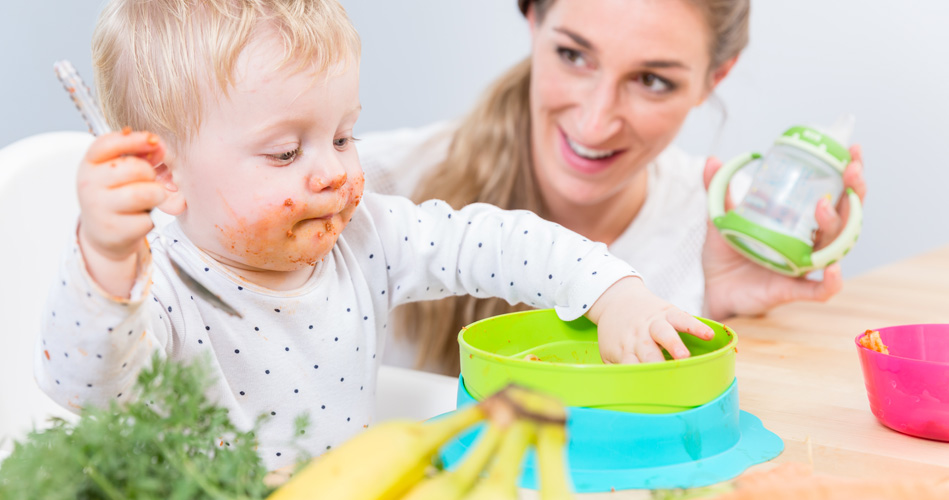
[0,131,93,455]
[0,131,459,462]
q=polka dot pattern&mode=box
[37,192,636,472]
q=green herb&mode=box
[0,354,290,499]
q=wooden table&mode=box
[371,246,949,499]
[725,244,949,479]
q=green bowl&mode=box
[458,309,737,413]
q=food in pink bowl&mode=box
[855,324,949,442]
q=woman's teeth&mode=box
[566,136,617,160]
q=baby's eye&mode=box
[334,136,357,150]
[267,147,302,164]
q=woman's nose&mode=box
[577,78,622,142]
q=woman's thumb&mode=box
[703,156,723,191]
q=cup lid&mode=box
[777,126,851,172]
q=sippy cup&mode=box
[707,124,862,277]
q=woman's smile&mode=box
[557,127,626,175]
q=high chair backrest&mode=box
[0,131,93,454]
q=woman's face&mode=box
[528,0,721,208]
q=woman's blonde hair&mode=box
[400,0,750,375]
[92,0,360,148]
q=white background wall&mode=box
[2,1,948,277]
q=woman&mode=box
[359,0,867,374]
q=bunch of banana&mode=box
[267,385,574,500]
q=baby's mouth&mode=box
[286,215,337,241]
[296,213,336,228]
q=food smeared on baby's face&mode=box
[215,172,364,271]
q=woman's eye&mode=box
[639,73,674,93]
[556,47,587,68]
[267,147,301,164]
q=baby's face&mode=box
[168,32,364,273]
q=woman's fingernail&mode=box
[122,126,132,135]
[146,133,159,145]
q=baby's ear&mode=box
[154,162,187,216]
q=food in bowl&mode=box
[858,329,889,354]
[459,309,737,414]
[855,324,949,442]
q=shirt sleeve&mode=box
[357,193,640,321]
[35,237,172,413]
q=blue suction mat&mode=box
[439,377,784,492]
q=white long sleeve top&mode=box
[36,192,637,470]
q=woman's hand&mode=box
[701,145,867,320]
[814,144,867,248]
[586,276,714,364]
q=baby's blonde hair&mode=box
[92,0,360,147]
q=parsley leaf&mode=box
[0,354,282,499]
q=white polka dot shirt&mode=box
[36,192,637,470]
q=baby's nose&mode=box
[308,172,348,192]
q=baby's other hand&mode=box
[77,130,167,296]
[585,277,714,364]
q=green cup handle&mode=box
[811,188,863,268]
[707,152,761,220]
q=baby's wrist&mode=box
[77,219,143,262]
[585,275,646,323]
[77,224,147,298]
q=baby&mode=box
[37,0,712,470]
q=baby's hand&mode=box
[586,277,714,364]
[77,130,167,295]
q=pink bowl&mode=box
[855,324,949,442]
